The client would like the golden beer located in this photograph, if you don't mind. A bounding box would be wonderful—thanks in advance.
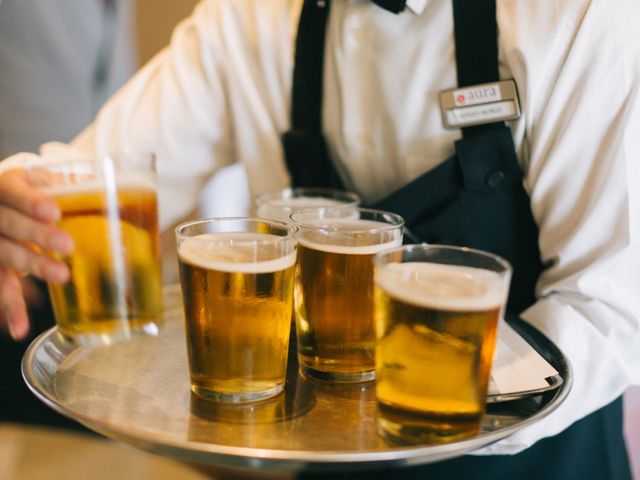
[178,233,296,402]
[294,218,403,382]
[374,261,505,443]
[256,188,361,358]
[48,185,163,342]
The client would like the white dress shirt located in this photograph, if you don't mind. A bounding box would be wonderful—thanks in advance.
[3,0,639,455]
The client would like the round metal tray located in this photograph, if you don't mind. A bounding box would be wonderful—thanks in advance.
[22,285,571,477]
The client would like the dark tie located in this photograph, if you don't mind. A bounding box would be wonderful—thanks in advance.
[371,0,406,13]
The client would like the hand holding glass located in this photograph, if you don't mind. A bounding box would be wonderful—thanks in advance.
[26,154,163,345]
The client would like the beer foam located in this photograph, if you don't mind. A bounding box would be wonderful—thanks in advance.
[376,262,505,312]
[299,236,402,255]
[42,174,156,197]
[298,219,402,255]
[269,197,347,208]
[258,198,350,222]
[258,197,348,222]
[178,233,296,273]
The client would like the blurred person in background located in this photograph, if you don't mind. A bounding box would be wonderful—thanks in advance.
[0,0,136,157]
[0,0,136,428]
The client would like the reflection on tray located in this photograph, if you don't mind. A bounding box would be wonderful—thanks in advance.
[189,372,316,425]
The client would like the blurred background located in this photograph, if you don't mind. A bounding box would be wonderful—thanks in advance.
[136,0,197,64]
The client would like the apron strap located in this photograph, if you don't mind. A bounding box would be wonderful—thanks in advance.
[453,0,499,89]
[283,0,509,186]
[452,0,505,137]
[281,0,342,188]
[290,0,330,134]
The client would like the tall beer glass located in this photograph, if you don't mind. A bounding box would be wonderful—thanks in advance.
[291,207,404,383]
[256,187,360,222]
[176,218,297,403]
[374,245,512,444]
[26,154,163,345]
[256,188,360,345]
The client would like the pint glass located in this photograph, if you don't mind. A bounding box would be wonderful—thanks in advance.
[176,218,297,403]
[26,154,163,345]
[255,188,361,348]
[291,207,404,383]
[374,245,512,444]
[255,187,360,222]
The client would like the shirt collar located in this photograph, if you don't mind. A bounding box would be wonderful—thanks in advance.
[406,0,429,15]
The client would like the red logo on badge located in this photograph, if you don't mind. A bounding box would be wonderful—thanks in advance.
[457,94,466,104]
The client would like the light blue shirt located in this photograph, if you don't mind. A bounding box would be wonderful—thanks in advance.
[0,0,136,157]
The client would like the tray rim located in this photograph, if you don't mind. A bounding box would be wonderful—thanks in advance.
[21,293,573,472]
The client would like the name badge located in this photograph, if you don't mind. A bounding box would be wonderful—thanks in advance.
[439,80,521,129]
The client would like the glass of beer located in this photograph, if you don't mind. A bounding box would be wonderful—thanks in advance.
[26,153,163,345]
[256,188,361,347]
[255,187,360,222]
[373,244,512,444]
[175,217,297,403]
[290,207,404,383]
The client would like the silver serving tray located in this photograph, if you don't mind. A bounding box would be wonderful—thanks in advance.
[22,285,571,477]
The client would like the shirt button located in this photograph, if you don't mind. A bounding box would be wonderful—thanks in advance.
[486,170,507,188]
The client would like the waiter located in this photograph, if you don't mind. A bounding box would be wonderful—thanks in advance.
[0,1,638,478]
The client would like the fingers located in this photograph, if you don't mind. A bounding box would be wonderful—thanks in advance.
[0,268,30,340]
[0,169,61,222]
[0,204,74,254]
[0,237,69,283]
[0,168,73,281]
[0,167,71,341]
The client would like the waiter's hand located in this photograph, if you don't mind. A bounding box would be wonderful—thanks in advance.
[0,168,73,340]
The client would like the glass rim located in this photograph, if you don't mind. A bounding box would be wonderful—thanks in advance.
[373,243,512,273]
[255,187,361,206]
[24,151,156,171]
[175,216,298,243]
[289,207,405,233]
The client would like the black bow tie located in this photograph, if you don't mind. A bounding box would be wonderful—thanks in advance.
[372,0,407,14]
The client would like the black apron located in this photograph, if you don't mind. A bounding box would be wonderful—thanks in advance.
[283,1,631,478]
